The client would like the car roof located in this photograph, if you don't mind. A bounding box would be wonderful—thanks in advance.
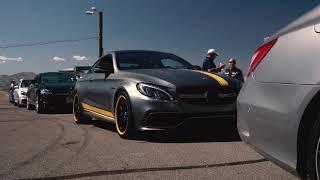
[111,50,174,55]
[269,5,320,41]
[38,72,74,76]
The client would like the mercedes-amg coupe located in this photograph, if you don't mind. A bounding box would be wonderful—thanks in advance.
[73,50,241,138]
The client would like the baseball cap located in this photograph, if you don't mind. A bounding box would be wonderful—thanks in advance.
[207,49,220,56]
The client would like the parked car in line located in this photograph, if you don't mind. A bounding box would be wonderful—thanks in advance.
[237,5,320,179]
[26,72,76,113]
[73,50,242,138]
[13,79,32,107]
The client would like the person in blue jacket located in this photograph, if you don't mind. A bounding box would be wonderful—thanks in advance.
[224,58,244,83]
[202,49,225,73]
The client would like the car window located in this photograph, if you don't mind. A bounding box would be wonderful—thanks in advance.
[40,73,75,84]
[161,58,187,69]
[21,80,32,88]
[97,55,113,69]
[116,51,192,70]
[89,59,101,73]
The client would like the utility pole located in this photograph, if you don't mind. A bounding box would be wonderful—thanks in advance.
[98,11,103,58]
[86,7,104,58]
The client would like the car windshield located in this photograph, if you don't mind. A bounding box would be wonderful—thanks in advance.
[21,80,32,88]
[116,51,193,70]
[40,73,75,84]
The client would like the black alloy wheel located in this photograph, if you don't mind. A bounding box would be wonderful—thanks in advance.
[73,93,91,124]
[307,112,320,180]
[36,95,45,114]
[27,97,34,110]
[115,92,135,138]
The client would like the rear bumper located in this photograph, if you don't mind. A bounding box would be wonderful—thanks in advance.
[237,77,320,175]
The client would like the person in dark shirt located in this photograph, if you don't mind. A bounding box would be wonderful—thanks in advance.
[202,49,225,73]
[224,58,244,82]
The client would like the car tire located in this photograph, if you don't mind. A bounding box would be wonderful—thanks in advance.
[114,92,135,139]
[36,95,46,114]
[27,97,35,110]
[73,93,91,124]
[307,112,320,180]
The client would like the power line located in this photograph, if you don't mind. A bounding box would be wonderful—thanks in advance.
[0,36,98,49]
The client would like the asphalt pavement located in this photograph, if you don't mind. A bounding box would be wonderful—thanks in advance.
[0,91,298,179]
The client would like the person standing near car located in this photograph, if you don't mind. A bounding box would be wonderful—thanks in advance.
[224,58,244,82]
[9,80,16,103]
[202,49,225,73]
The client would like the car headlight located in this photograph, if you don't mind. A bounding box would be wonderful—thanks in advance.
[40,89,52,95]
[137,83,173,101]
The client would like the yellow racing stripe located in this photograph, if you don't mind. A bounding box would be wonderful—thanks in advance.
[193,70,229,87]
[82,102,114,118]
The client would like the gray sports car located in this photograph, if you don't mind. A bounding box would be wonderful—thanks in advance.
[73,50,241,138]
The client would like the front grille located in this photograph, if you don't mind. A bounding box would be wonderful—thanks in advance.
[21,99,27,104]
[177,87,238,106]
[50,89,72,95]
[144,111,236,129]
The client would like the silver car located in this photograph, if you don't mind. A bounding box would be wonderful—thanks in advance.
[74,50,241,138]
[237,5,320,179]
[13,79,32,107]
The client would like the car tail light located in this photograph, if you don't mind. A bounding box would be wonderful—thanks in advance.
[247,39,277,77]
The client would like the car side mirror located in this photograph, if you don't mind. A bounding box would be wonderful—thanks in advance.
[94,67,114,74]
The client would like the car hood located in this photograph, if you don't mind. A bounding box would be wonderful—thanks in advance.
[18,87,29,93]
[120,69,240,91]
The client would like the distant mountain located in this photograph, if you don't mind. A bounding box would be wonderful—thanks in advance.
[0,72,37,91]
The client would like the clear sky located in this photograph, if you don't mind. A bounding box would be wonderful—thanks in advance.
[0,0,318,75]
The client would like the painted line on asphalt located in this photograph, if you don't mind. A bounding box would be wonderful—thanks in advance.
[19,158,268,180]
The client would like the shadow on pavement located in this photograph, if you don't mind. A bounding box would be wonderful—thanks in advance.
[42,107,73,114]
[90,118,241,143]
[21,158,267,180]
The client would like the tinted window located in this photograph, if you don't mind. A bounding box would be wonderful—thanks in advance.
[40,73,75,84]
[98,55,113,69]
[21,80,32,88]
[116,52,192,70]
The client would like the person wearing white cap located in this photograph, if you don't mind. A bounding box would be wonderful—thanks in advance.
[202,49,225,73]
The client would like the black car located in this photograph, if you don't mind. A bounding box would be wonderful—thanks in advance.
[26,72,76,113]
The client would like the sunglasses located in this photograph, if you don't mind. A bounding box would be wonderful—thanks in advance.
[229,61,235,64]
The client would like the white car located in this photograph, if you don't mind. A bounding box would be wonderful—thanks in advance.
[13,79,32,107]
[237,5,320,179]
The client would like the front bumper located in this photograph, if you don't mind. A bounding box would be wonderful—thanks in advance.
[129,90,237,131]
[19,95,27,105]
[39,93,73,108]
